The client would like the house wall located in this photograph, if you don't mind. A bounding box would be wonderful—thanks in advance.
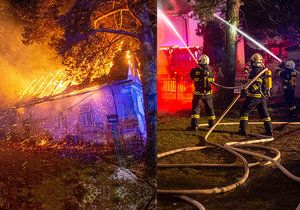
[111,81,146,143]
[15,80,146,145]
[158,13,203,48]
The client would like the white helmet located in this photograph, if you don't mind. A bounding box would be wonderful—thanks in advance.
[285,60,295,69]
[250,53,263,63]
[198,54,210,65]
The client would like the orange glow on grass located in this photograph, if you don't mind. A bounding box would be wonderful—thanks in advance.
[37,139,48,147]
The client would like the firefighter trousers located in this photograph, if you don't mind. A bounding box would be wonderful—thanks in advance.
[191,95,215,128]
[239,97,273,134]
[284,89,297,116]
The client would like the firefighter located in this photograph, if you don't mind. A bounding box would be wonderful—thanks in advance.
[189,54,216,130]
[277,60,297,118]
[238,53,273,136]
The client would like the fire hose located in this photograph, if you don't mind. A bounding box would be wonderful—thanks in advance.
[157,68,300,209]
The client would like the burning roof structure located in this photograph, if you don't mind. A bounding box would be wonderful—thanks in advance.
[14,61,146,146]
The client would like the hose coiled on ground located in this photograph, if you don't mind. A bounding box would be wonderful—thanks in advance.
[158,69,300,209]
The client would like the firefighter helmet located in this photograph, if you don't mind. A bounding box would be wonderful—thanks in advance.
[286,60,295,69]
[198,54,210,65]
[250,53,263,63]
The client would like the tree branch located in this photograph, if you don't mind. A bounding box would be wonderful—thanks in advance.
[257,0,278,25]
[90,28,140,39]
[93,8,129,27]
[126,3,143,26]
[93,2,142,28]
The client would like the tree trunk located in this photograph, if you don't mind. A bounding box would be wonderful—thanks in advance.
[138,6,157,178]
[219,0,241,105]
[202,21,225,65]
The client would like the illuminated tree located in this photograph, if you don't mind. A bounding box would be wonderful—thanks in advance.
[11,0,156,176]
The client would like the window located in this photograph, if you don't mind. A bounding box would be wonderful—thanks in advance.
[80,113,94,126]
[79,104,94,127]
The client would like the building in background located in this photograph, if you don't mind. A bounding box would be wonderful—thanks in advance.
[157,8,246,112]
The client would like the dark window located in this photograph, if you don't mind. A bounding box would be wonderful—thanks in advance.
[79,104,94,127]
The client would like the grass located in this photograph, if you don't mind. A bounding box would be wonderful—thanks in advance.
[0,141,154,209]
[157,106,300,210]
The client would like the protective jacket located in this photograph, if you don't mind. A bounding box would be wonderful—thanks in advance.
[277,66,297,117]
[278,67,297,90]
[190,65,214,97]
[239,65,273,135]
[245,66,272,98]
[190,65,215,129]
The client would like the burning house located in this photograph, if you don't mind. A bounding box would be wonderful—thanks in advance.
[13,64,146,146]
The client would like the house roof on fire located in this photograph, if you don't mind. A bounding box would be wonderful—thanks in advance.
[16,65,141,109]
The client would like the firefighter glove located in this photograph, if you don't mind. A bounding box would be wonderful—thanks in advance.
[241,89,249,97]
[278,61,285,68]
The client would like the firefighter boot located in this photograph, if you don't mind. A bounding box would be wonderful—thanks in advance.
[264,121,273,136]
[187,125,198,131]
[189,114,200,131]
[238,119,248,136]
[208,120,215,128]
[188,121,198,131]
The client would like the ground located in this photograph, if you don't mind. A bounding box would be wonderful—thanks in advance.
[0,140,154,209]
[157,104,300,210]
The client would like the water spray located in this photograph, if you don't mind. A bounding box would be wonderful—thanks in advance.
[158,9,300,209]
[213,14,282,63]
[214,14,300,74]
[157,8,198,63]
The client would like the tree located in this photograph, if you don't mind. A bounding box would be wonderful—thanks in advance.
[193,0,300,104]
[223,0,241,103]
[240,0,300,51]
[193,0,241,104]
[241,0,300,35]
[10,0,157,177]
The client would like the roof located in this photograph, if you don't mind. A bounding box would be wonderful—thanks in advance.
[16,64,141,108]
[15,78,141,109]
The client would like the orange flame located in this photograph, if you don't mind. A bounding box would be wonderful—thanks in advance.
[18,70,69,101]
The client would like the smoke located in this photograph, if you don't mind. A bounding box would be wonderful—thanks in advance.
[159,0,192,14]
[0,1,65,105]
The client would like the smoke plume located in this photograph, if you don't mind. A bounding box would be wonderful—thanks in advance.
[0,1,65,105]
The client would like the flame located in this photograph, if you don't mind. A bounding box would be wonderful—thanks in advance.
[37,138,48,147]
[18,44,137,102]
[18,70,69,101]
[126,50,131,65]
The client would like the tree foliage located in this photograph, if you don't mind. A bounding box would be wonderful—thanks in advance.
[192,0,225,25]
[192,0,300,45]
[10,0,154,84]
[240,0,300,41]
